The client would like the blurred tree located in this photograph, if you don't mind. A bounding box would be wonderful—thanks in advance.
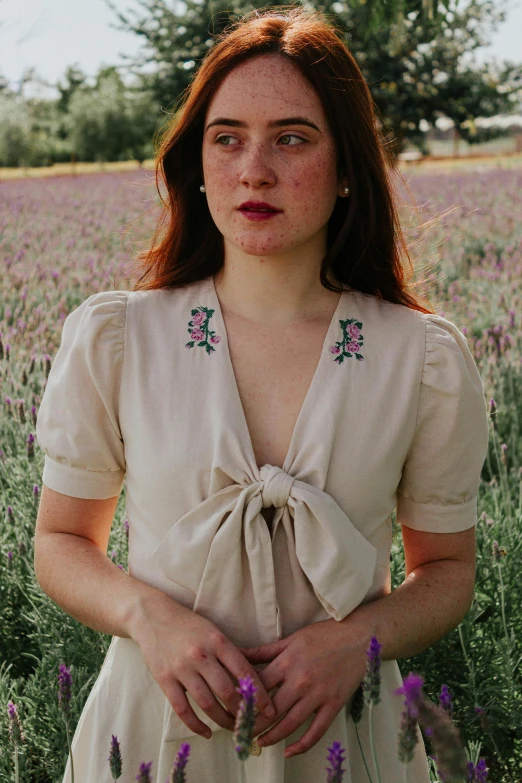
[0,94,32,166]
[67,69,160,163]
[106,0,520,160]
[353,0,521,159]
[105,0,453,110]
[57,65,89,113]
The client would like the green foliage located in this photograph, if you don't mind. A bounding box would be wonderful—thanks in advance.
[107,0,521,159]
[67,70,160,163]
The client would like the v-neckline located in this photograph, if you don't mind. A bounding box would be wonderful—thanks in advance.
[209,275,346,474]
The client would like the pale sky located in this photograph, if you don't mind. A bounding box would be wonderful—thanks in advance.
[1,0,521,95]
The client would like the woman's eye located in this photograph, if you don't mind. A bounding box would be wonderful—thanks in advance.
[279,134,306,145]
[214,134,306,146]
[215,135,239,145]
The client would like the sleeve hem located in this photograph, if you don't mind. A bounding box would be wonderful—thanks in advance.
[42,456,125,500]
[396,492,477,533]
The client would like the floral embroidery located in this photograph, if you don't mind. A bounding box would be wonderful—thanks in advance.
[329,318,364,363]
[185,306,222,353]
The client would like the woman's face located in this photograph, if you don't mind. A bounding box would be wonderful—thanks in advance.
[201,53,347,260]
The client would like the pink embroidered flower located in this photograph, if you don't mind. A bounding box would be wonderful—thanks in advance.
[331,317,365,363]
[192,311,207,326]
[185,306,221,353]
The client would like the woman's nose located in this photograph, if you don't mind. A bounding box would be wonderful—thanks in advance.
[239,145,276,189]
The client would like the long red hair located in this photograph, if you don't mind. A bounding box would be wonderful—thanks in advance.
[129,6,433,314]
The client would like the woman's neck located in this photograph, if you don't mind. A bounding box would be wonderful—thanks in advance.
[214,246,343,327]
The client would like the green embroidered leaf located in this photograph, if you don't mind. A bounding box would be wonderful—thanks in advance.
[346,352,353,357]
[198,341,206,347]
[338,354,344,363]
[191,309,198,316]
[355,321,363,328]
[355,353,363,360]
[206,345,212,354]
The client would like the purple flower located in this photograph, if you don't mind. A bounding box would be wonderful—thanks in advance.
[326,740,346,782]
[124,519,129,538]
[474,757,488,782]
[7,506,14,522]
[171,742,191,782]
[7,700,24,744]
[363,636,382,706]
[108,735,122,779]
[439,684,453,718]
[135,761,152,782]
[7,550,13,567]
[27,433,35,459]
[234,675,258,760]
[394,673,425,762]
[33,484,39,496]
[58,664,72,717]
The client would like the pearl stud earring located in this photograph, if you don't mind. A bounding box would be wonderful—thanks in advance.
[200,184,206,193]
[343,186,350,195]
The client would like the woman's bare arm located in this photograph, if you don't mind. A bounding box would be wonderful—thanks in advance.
[33,484,276,736]
[34,484,169,638]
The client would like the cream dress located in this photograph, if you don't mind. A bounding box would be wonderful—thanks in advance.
[35,275,489,783]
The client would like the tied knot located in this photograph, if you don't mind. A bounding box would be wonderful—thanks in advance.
[260,465,295,509]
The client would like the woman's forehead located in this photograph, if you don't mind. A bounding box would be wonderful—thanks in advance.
[204,54,324,124]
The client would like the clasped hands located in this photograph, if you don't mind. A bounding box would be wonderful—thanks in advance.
[237,617,371,758]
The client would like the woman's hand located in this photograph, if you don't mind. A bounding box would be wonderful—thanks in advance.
[131,592,276,738]
[238,618,371,758]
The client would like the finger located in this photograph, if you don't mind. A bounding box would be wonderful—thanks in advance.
[217,644,277,719]
[182,673,236,731]
[256,659,286,693]
[257,698,316,748]
[284,705,338,758]
[250,681,297,738]
[238,640,288,662]
[200,660,245,718]
[167,681,212,738]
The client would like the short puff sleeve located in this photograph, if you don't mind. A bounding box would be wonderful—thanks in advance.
[36,291,128,499]
[396,314,489,533]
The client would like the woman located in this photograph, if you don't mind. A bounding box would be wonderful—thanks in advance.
[34,8,489,782]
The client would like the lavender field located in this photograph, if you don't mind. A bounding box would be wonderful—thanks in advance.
[0,165,521,781]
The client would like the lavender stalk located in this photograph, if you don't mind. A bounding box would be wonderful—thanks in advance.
[108,734,122,779]
[363,636,383,783]
[233,675,258,761]
[170,742,191,782]
[136,760,152,782]
[58,664,75,783]
[7,700,24,783]
[326,740,347,782]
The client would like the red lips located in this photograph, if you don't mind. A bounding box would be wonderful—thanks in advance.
[238,201,282,212]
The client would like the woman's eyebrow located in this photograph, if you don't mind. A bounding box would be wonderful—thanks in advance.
[205,116,321,133]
